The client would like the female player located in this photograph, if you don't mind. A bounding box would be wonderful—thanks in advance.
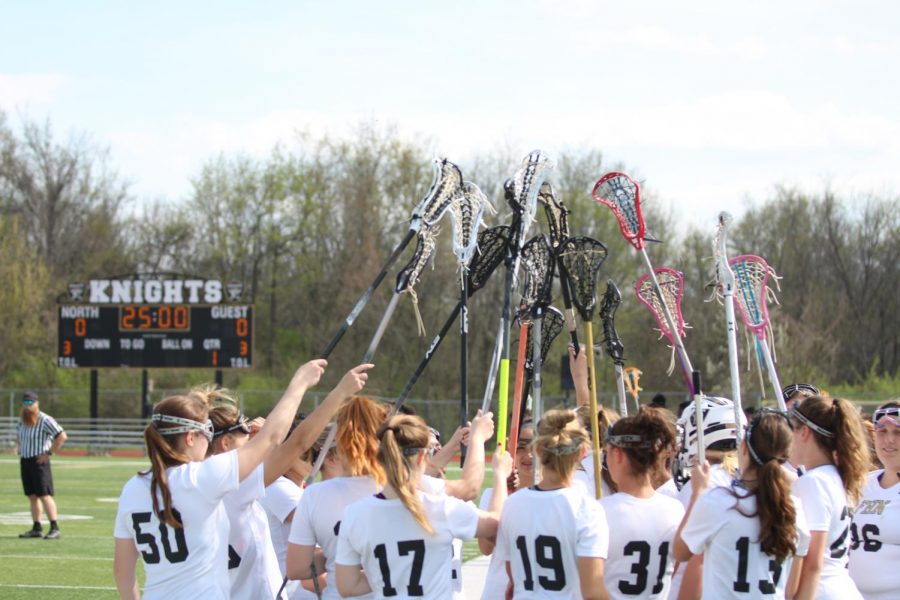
[477,419,535,600]
[112,359,326,600]
[334,413,511,599]
[496,408,610,599]
[285,395,388,599]
[789,395,868,600]
[675,409,811,599]
[849,401,900,600]
[570,344,617,498]
[601,407,685,599]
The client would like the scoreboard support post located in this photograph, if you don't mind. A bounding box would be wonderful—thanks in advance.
[141,370,151,418]
[90,369,98,421]
[215,370,223,387]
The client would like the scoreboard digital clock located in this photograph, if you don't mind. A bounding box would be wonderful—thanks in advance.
[58,305,253,369]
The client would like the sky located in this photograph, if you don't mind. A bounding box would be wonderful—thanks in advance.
[1,0,897,226]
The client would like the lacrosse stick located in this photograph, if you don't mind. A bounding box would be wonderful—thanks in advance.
[593,172,695,393]
[729,254,785,410]
[539,182,580,355]
[448,181,493,465]
[508,234,555,462]
[320,158,461,359]
[636,267,695,394]
[393,226,511,416]
[713,212,744,445]
[599,280,628,417]
[693,371,705,464]
[483,151,555,452]
[623,366,642,412]
[557,236,609,499]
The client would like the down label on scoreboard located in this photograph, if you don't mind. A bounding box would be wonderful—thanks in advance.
[58,305,253,368]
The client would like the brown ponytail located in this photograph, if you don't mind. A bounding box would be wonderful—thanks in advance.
[795,396,870,504]
[534,409,590,484]
[377,415,434,535]
[144,394,209,528]
[335,396,386,485]
[737,411,797,561]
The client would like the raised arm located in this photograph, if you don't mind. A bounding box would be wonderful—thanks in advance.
[263,364,372,485]
[570,345,590,408]
[443,411,494,501]
[236,359,326,481]
[476,450,512,550]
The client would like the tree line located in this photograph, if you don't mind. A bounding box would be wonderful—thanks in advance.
[1,112,897,417]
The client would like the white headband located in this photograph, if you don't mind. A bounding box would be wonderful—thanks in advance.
[151,414,214,442]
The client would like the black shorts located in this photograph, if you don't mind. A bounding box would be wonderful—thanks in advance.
[20,457,54,497]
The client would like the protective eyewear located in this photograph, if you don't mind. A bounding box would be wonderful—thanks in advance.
[873,406,900,429]
[21,399,36,406]
[402,447,435,458]
[213,414,251,438]
[152,414,215,442]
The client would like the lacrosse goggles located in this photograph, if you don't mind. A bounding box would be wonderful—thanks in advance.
[152,413,215,442]
[873,406,900,429]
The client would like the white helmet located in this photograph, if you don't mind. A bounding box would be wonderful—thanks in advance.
[674,395,746,489]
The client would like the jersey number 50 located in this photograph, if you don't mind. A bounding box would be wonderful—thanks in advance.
[131,511,189,564]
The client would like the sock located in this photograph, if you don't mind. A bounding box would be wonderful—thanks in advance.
[49,520,59,531]
[32,521,42,531]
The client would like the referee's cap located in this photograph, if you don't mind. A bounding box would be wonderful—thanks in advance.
[22,391,38,403]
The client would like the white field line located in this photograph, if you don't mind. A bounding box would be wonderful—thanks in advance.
[0,458,148,467]
[0,553,112,561]
[0,583,117,590]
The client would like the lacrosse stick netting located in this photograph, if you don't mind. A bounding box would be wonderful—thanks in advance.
[729,254,785,409]
[636,268,695,392]
[592,172,645,251]
[600,280,629,417]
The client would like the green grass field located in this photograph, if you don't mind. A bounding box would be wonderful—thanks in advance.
[0,456,489,599]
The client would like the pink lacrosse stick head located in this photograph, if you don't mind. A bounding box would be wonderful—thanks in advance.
[635,267,686,343]
[728,254,772,339]
[592,172,645,250]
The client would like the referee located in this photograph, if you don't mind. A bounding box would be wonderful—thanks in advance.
[17,391,67,540]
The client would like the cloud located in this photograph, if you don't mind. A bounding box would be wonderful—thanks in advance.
[0,73,68,111]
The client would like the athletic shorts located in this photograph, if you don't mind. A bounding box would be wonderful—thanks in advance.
[20,457,54,497]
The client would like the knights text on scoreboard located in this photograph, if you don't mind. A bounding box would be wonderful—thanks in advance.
[57,277,253,369]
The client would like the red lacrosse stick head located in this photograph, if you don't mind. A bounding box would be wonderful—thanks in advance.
[635,267,686,344]
[728,254,772,339]
[592,172,645,251]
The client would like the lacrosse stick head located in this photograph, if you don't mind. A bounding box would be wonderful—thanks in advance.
[599,279,625,365]
[415,158,463,226]
[449,181,492,267]
[512,150,555,236]
[636,267,687,344]
[525,306,565,378]
[592,172,645,250]
[623,367,643,397]
[557,236,609,322]
[395,228,438,294]
[538,181,569,248]
[729,254,774,338]
[466,225,511,297]
[713,211,736,292]
[519,235,555,317]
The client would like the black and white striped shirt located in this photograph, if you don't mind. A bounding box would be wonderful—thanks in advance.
[17,412,64,458]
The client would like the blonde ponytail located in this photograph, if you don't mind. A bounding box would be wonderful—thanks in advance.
[377,415,434,535]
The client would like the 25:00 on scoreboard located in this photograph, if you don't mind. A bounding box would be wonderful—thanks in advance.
[58,305,253,369]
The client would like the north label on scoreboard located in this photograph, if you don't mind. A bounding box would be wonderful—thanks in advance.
[58,304,253,369]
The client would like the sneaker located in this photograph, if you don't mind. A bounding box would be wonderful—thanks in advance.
[19,529,42,538]
[43,529,61,540]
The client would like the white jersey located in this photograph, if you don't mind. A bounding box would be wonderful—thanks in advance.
[656,478,679,500]
[573,452,612,499]
[260,476,315,600]
[419,474,465,599]
[289,476,379,600]
[681,486,811,599]
[791,464,862,600]
[496,486,609,599]
[113,451,239,600]
[600,492,685,600]
[478,487,510,600]
[849,471,900,600]
[223,464,285,600]
[336,491,480,600]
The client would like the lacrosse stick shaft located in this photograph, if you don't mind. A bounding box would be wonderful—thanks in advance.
[758,339,785,411]
[531,308,544,484]
[484,254,519,450]
[693,371,704,465]
[481,318,503,414]
[640,249,695,392]
[321,229,416,359]
[723,293,744,446]
[393,302,463,416]
[305,426,336,487]
[459,278,469,467]
[584,322,603,499]
[615,365,628,417]
[557,266,580,356]
[508,320,529,461]
[362,292,402,363]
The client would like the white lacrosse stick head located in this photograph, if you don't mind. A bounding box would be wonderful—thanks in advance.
[416,158,463,226]
[512,150,555,234]
[713,211,736,295]
[449,181,493,267]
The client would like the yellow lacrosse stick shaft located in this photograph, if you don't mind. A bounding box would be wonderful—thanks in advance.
[585,321,602,499]
[497,358,510,453]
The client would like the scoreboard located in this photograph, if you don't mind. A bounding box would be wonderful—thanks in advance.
[58,304,253,369]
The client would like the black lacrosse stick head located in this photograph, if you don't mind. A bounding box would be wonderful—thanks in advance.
[519,235,555,318]
[395,228,437,294]
[599,279,625,366]
[538,181,569,248]
[557,236,608,322]
[466,225,511,297]
[524,306,566,378]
